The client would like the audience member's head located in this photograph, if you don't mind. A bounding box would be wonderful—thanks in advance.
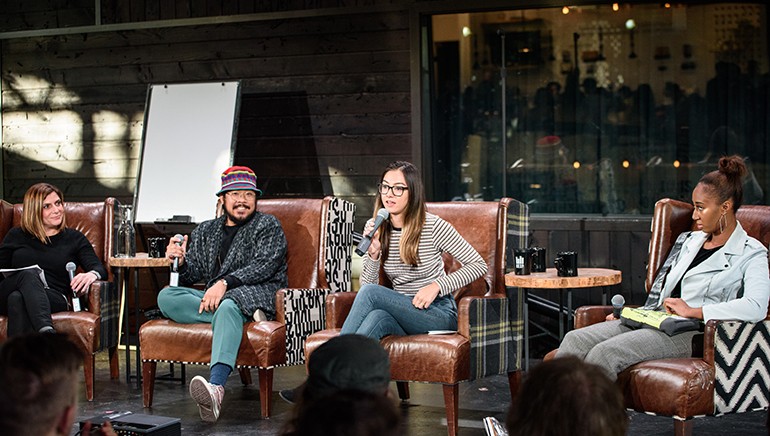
[289,389,400,436]
[282,334,394,435]
[0,333,83,436]
[506,356,628,436]
[304,333,391,403]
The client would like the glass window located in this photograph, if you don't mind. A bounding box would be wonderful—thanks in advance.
[427,3,768,214]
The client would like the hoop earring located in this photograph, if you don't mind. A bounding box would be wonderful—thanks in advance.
[719,213,726,234]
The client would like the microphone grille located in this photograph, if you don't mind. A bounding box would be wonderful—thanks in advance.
[65,261,76,271]
[611,294,625,306]
[377,208,389,219]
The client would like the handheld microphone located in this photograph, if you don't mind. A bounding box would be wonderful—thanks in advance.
[611,294,625,319]
[66,262,76,283]
[172,234,184,271]
[355,208,389,257]
[66,262,81,311]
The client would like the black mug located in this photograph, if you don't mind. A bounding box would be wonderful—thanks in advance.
[531,247,547,272]
[514,248,532,275]
[554,251,578,277]
[148,237,167,258]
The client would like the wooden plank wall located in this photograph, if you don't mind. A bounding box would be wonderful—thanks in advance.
[1,4,411,227]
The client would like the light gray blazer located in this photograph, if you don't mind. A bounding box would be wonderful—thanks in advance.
[650,221,769,322]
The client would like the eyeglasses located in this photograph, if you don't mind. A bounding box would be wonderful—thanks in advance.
[226,191,257,200]
[378,183,408,197]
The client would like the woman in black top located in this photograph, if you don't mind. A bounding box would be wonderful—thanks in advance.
[0,183,107,335]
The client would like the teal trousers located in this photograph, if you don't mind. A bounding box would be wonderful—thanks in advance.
[157,286,248,368]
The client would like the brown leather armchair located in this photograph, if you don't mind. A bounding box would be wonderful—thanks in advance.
[549,198,770,436]
[139,196,354,419]
[0,198,119,401]
[305,198,529,436]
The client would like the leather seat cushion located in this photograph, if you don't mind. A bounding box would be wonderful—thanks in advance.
[139,319,286,368]
[306,328,471,384]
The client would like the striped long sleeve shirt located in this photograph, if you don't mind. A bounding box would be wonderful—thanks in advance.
[360,213,486,297]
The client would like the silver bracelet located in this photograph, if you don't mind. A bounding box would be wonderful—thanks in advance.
[89,270,102,280]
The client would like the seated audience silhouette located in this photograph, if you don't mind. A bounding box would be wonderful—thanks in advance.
[506,356,628,436]
[0,333,115,436]
[281,334,398,435]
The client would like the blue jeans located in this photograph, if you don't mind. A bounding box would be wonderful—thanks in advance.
[340,284,458,339]
[157,286,248,369]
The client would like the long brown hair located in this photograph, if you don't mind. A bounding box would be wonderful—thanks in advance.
[21,183,66,243]
[374,161,426,266]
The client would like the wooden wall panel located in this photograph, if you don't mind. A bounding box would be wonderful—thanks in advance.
[2,10,411,223]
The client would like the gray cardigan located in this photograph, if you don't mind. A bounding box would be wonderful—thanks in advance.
[179,212,288,319]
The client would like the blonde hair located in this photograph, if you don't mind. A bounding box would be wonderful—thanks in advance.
[20,183,66,244]
[374,161,426,266]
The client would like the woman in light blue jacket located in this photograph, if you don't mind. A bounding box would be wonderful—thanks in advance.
[557,155,770,379]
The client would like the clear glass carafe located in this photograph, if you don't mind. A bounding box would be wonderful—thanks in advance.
[115,204,136,257]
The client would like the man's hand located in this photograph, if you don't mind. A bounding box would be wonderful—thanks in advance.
[199,280,227,314]
[80,420,118,436]
[412,283,440,310]
[166,235,188,267]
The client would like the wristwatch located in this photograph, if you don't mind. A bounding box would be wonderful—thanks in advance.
[220,278,228,289]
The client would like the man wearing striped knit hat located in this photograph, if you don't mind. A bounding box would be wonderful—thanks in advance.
[158,165,288,423]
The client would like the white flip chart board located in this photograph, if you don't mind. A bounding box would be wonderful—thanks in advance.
[133,81,240,224]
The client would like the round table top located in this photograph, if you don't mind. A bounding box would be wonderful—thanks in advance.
[109,253,172,268]
[505,267,621,289]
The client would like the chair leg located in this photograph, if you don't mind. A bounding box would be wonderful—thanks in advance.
[673,419,693,436]
[142,361,157,408]
[396,381,410,400]
[108,345,120,380]
[507,369,522,401]
[442,384,459,436]
[239,367,253,385]
[84,354,95,401]
[258,367,274,419]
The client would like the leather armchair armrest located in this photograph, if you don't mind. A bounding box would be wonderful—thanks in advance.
[458,294,507,339]
[86,280,106,316]
[325,292,357,328]
[703,319,720,365]
[574,305,613,329]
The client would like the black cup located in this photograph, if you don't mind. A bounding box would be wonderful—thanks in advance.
[554,251,578,277]
[514,248,532,275]
[531,247,547,272]
[148,237,167,258]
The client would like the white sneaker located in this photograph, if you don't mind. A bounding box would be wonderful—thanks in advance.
[253,309,267,322]
[189,375,224,422]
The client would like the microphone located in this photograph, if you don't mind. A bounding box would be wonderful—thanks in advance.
[355,208,389,257]
[66,262,76,283]
[66,262,81,312]
[172,234,184,271]
[611,294,625,319]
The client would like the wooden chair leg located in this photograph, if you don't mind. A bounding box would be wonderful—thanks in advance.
[258,367,274,419]
[507,369,522,401]
[108,345,120,379]
[442,384,459,436]
[84,354,95,401]
[239,367,253,385]
[673,419,693,436]
[142,361,157,407]
[396,381,410,400]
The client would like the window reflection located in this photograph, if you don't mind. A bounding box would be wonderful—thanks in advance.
[429,3,767,214]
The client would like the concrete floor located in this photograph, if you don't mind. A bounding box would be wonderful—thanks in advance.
[71,350,769,436]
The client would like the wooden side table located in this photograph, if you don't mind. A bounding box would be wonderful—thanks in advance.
[109,254,171,386]
[505,267,622,370]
